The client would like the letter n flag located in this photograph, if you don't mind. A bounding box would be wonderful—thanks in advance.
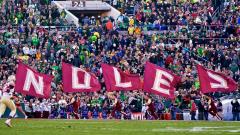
[196,64,237,93]
[15,62,53,98]
[143,62,181,99]
[62,62,101,92]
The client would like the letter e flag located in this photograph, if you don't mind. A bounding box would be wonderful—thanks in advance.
[143,62,181,99]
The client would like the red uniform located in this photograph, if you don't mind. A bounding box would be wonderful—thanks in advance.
[148,102,155,113]
[147,101,158,120]
[111,98,122,118]
[72,96,80,119]
[15,100,21,107]
[73,97,80,113]
[209,100,217,116]
[13,95,21,107]
[115,100,122,112]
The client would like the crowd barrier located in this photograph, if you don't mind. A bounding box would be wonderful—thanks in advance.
[2,100,238,120]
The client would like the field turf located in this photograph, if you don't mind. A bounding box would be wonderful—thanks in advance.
[0,119,240,135]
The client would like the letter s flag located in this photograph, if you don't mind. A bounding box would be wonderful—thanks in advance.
[196,64,237,93]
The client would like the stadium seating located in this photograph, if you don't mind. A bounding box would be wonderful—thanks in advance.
[0,0,239,121]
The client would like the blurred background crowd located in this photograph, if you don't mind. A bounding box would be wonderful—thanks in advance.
[0,0,239,120]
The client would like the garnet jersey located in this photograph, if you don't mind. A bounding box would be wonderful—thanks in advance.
[113,98,122,111]
[72,96,81,112]
[111,97,122,119]
[208,99,217,114]
[210,100,217,110]
[13,96,21,106]
[145,98,158,119]
[147,99,156,112]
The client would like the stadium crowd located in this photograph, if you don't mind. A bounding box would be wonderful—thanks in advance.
[0,0,239,120]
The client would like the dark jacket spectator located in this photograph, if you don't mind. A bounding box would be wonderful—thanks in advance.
[231,99,240,121]
[231,99,240,113]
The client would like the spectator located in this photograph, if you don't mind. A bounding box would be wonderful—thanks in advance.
[190,100,197,120]
[217,99,223,119]
[41,99,51,118]
[231,98,240,121]
[81,104,89,119]
[33,100,42,118]
[24,101,33,118]
[82,0,86,7]
[23,45,30,55]
[92,106,99,119]
[170,103,177,120]
[198,99,205,120]
[203,99,209,120]
[58,96,67,119]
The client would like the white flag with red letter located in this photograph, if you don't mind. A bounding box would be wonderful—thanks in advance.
[15,62,53,98]
[143,62,181,99]
[196,64,237,93]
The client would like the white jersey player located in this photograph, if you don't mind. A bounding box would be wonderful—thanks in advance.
[0,78,17,127]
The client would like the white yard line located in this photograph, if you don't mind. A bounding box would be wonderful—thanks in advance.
[100,126,240,133]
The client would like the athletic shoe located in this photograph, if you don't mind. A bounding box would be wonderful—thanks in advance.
[5,120,12,128]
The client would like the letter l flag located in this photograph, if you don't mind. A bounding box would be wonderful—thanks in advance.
[101,63,142,91]
[143,62,181,99]
[15,62,53,98]
[196,64,237,93]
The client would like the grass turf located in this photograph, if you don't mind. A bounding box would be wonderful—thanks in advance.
[0,119,240,135]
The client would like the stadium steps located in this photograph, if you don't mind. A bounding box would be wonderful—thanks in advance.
[52,1,120,27]
[212,0,225,21]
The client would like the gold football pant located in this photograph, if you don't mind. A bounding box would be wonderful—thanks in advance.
[0,97,16,118]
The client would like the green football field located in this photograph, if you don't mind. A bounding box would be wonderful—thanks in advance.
[0,119,240,135]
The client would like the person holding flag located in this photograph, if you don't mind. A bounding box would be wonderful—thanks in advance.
[203,95,223,120]
[107,92,126,119]
[67,93,81,119]
[143,93,158,120]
